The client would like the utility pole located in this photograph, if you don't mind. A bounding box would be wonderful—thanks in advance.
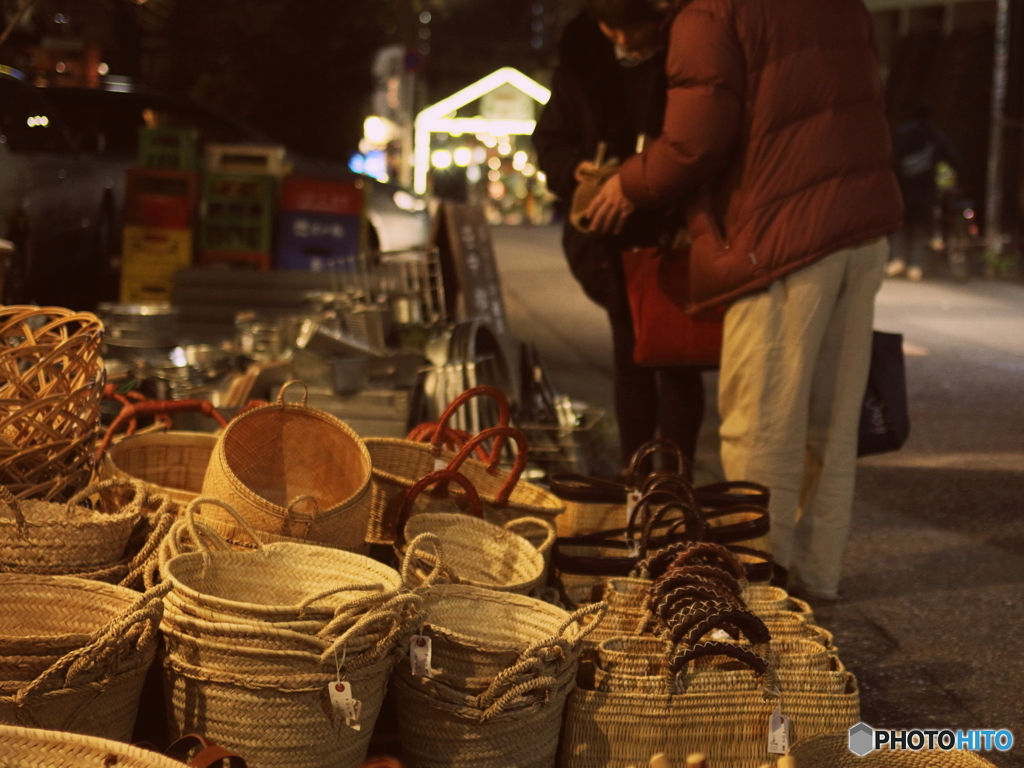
[984,0,1011,256]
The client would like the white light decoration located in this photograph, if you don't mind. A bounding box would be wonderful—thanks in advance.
[497,142,513,156]
[413,67,551,194]
[522,163,536,177]
[453,147,472,167]
[487,156,502,170]
[431,149,453,169]
[363,116,392,146]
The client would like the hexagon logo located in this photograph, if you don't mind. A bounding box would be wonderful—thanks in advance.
[849,722,875,757]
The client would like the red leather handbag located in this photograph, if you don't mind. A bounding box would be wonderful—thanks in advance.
[622,245,724,366]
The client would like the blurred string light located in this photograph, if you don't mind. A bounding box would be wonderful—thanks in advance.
[531,2,545,50]
[488,169,501,182]
[522,163,536,177]
[467,164,482,183]
[431,149,453,169]
[512,150,528,170]
[487,156,501,170]
[453,147,472,167]
[97,62,109,75]
[497,141,512,156]
[472,147,487,164]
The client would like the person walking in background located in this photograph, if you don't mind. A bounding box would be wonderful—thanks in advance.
[533,2,706,475]
[887,103,963,281]
[585,0,904,600]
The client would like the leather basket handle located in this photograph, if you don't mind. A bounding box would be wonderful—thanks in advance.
[443,426,529,506]
[95,399,227,462]
[428,385,511,464]
[396,469,484,547]
[165,735,248,768]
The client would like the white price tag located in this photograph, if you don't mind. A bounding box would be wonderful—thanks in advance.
[767,704,791,755]
[328,680,362,731]
[433,457,447,471]
[410,635,433,677]
[710,629,733,642]
[625,490,642,529]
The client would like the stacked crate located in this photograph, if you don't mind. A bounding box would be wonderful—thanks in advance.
[120,162,199,304]
[198,145,287,270]
[275,176,365,272]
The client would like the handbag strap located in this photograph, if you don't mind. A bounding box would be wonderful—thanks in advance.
[694,480,770,510]
[395,469,484,547]
[627,439,687,488]
[442,426,529,506]
[548,472,627,504]
[429,385,511,465]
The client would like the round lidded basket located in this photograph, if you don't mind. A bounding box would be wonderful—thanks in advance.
[201,381,372,549]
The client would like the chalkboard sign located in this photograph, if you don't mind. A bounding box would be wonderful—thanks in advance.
[431,203,509,336]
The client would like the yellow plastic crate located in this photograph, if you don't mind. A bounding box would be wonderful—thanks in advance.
[119,257,189,304]
[121,225,193,271]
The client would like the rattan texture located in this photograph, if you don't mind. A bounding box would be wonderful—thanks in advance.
[98,430,216,513]
[0,724,185,768]
[0,307,105,501]
[0,478,148,571]
[788,732,1000,768]
[201,382,372,550]
[0,576,168,741]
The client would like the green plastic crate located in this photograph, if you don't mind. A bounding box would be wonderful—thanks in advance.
[199,172,276,253]
[138,127,200,171]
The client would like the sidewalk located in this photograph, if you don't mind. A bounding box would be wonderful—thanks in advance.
[494,224,1024,765]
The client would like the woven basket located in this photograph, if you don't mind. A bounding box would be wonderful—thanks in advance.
[788,732,1001,768]
[0,724,185,768]
[561,639,860,768]
[394,469,553,595]
[366,425,564,546]
[98,430,217,513]
[0,307,105,501]
[201,381,372,549]
[0,478,148,571]
[0,578,169,741]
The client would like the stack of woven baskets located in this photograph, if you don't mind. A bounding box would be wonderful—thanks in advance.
[0,575,169,741]
[0,307,105,501]
[157,499,428,768]
[392,581,606,768]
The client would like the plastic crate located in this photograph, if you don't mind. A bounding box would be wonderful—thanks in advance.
[280,176,364,215]
[138,127,199,171]
[124,168,199,228]
[274,211,363,271]
[200,172,276,253]
[198,250,272,271]
[205,143,288,175]
[121,225,193,271]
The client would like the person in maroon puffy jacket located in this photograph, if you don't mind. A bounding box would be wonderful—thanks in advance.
[586,0,904,600]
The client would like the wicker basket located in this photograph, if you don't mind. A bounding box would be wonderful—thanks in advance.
[0,578,169,740]
[0,306,105,501]
[201,381,372,550]
[98,430,217,513]
[788,732,1000,768]
[394,469,553,595]
[0,478,148,571]
[0,724,185,768]
[366,425,564,546]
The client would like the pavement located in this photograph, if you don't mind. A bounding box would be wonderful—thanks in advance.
[493,224,1024,765]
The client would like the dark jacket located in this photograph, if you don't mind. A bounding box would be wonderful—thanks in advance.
[533,12,669,310]
[618,0,904,313]
[893,117,961,222]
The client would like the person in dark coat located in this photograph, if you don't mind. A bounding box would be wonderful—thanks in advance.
[533,7,706,474]
[888,103,963,280]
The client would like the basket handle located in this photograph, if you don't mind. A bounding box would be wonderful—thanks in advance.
[395,469,484,547]
[319,598,421,671]
[281,494,319,539]
[165,735,249,768]
[429,385,511,464]
[184,496,266,553]
[277,379,309,407]
[0,485,27,530]
[297,582,386,618]
[94,399,228,463]
[400,532,448,589]
[627,439,687,489]
[504,517,556,555]
[640,471,698,509]
[626,490,706,559]
[443,426,529,507]
[407,423,490,461]
[63,477,148,520]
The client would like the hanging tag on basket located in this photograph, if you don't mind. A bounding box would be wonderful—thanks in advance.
[625,489,642,529]
[410,635,433,677]
[767,704,791,755]
[329,681,363,731]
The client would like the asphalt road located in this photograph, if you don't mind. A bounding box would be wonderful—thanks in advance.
[493,224,1024,764]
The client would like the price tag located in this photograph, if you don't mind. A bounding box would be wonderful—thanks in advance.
[328,680,362,731]
[433,457,446,471]
[710,629,733,642]
[410,635,433,677]
[625,490,642,529]
[767,704,791,755]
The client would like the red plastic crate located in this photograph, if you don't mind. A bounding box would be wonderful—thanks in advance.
[125,168,200,228]
[281,176,363,215]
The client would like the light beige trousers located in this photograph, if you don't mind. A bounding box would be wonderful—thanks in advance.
[718,238,889,598]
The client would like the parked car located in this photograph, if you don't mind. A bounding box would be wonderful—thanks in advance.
[0,67,429,309]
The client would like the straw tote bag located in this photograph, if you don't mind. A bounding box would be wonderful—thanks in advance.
[0,725,187,768]
[201,381,372,550]
[394,469,554,595]
[561,637,859,768]
[363,385,513,544]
